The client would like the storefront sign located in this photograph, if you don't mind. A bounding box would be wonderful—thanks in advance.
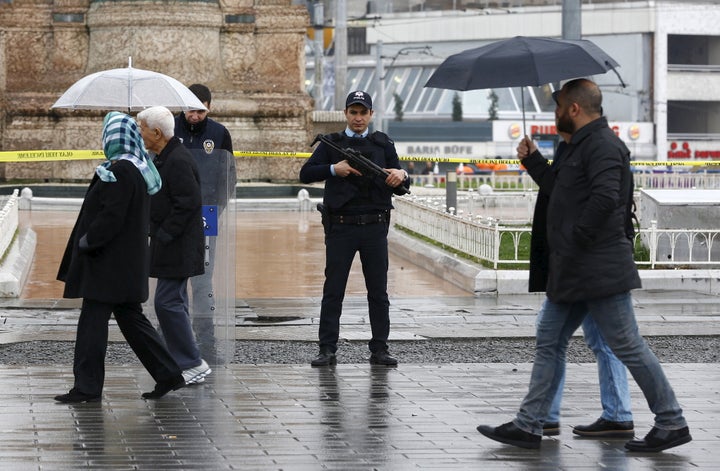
[668,141,720,160]
[492,120,653,144]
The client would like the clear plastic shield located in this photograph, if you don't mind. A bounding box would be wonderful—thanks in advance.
[189,148,236,366]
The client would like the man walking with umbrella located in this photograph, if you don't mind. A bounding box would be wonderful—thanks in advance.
[476,79,691,452]
[523,129,635,440]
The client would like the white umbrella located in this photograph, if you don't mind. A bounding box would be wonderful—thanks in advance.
[52,58,207,112]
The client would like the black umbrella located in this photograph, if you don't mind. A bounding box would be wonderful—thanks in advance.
[425,36,625,130]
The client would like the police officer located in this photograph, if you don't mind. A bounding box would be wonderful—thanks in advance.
[300,90,410,367]
[175,84,237,364]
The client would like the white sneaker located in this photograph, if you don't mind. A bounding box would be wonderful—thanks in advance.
[182,359,211,385]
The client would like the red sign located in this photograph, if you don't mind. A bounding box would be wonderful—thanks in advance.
[668,141,720,160]
[528,124,623,138]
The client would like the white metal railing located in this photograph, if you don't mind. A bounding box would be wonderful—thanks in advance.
[412,172,538,191]
[0,189,20,261]
[408,190,536,223]
[640,222,720,268]
[392,195,720,269]
[411,169,720,192]
[632,170,720,190]
[393,196,529,269]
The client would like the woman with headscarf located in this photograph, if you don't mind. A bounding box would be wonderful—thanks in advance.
[55,111,185,403]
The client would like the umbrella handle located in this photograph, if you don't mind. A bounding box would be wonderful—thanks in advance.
[521,87,526,137]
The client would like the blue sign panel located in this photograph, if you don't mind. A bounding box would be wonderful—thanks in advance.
[202,205,219,236]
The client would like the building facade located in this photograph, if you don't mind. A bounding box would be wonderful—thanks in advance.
[303,0,720,162]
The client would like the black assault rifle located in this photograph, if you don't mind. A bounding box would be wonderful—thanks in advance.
[310,133,410,196]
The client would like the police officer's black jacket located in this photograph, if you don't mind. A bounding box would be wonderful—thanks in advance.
[299,131,408,214]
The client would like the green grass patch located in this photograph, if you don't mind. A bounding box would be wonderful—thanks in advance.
[0,229,19,266]
[396,224,530,269]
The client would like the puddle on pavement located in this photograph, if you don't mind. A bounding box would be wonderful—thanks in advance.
[19,210,469,299]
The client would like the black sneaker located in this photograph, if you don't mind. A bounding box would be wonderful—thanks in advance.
[369,350,398,366]
[543,422,560,436]
[625,426,692,452]
[54,388,101,404]
[573,418,634,438]
[477,421,541,450]
[311,351,336,367]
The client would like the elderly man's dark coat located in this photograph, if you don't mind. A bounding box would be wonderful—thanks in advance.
[57,160,150,303]
[522,117,641,303]
[148,136,205,279]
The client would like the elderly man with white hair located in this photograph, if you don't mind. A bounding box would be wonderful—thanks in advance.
[137,106,211,385]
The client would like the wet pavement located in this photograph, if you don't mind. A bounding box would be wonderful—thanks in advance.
[1,208,719,469]
[19,210,468,300]
[2,363,717,470]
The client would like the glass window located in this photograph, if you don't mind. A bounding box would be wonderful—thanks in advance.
[495,88,517,112]
[308,63,556,117]
[432,89,453,115]
[407,68,434,111]
[348,68,374,94]
[461,89,491,117]
[516,86,535,112]
[668,101,712,133]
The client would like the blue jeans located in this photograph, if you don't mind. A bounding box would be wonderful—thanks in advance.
[539,301,633,424]
[515,292,686,435]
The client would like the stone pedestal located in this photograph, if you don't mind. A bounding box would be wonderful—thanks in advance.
[639,189,720,262]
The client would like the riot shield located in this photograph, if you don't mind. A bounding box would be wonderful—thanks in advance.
[189,148,236,366]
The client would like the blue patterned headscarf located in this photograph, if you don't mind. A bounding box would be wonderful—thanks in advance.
[98,111,162,195]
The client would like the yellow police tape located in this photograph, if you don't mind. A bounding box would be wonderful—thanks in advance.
[2,149,720,167]
[0,150,105,162]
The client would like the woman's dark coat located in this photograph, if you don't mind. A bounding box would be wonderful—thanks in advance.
[148,136,205,279]
[57,160,150,303]
[522,117,641,303]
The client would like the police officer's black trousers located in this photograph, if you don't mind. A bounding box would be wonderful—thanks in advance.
[318,222,391,354]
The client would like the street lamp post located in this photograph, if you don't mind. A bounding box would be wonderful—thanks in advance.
[312,2,324,110]
[375,40,385,133]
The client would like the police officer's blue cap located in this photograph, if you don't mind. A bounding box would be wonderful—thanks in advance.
[345,91,372,110]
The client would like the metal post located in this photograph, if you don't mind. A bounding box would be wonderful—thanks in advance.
[312,2,324,110]
[446,171,457,214]
[334,0,347,110]
[375,40,385,133]
[562,0,581,40]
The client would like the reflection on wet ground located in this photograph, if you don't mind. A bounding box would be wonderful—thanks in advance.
[19,210,468,300]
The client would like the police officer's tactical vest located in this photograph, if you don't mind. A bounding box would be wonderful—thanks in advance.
[323,131,395,213]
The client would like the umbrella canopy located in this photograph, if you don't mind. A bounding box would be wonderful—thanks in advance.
[52,65,207,112]
[425,36,624,91]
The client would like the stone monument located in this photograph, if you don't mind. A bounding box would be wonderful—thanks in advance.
[0,0,313,182]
